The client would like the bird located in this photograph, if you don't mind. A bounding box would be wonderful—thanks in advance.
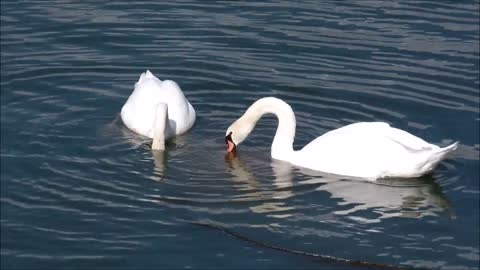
[121,70,195,150]
[225,97,457,180]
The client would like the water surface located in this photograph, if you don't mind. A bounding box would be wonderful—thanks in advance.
[1,1,479,269]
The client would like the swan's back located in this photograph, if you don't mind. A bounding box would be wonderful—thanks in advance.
[121,70,195,138]
[295,122,457,179]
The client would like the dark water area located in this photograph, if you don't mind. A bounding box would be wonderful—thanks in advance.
[1,1,479,269]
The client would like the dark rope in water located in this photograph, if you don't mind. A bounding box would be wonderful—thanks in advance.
[190,221,430,270]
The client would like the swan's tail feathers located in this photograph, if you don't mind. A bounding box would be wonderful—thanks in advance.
[420,141,459,173]
[137,70,156,85]
[145,70,155,78]
[437,141,459,155]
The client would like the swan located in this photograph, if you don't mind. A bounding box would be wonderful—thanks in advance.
[121,70,195,150]
[225,97,458,180]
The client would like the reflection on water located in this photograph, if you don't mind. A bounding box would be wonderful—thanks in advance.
[225,150,261,191]
[100,115,175,178]
[2,0,478,269]
[152,150,167,178]
[317,177,452,222]
[226,152,296,217]
[226,152,452,222]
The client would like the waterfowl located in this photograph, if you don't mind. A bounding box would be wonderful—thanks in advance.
[225,97,457,180]
[121,70,195,150]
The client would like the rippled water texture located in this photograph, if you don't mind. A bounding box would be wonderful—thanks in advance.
[1,1,479,269]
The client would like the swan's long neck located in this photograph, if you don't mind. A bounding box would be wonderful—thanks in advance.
[152,103,168,151]
[242,97,296,160]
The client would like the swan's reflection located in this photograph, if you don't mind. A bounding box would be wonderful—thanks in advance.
[226,152,452,221]
[225,150,260,191]
[120,121,171,180]
[151,150,167,176]
[225,151,295,217]
[100,115,172,179]
[315,176,453,221]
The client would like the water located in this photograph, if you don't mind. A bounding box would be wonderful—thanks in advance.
[1,1,479,269]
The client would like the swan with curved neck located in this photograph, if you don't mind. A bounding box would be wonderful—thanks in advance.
[121,70,196,150]
[225,97,458,180]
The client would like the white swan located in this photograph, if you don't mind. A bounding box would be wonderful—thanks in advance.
[121,70,196,150]
[225,97,458,180]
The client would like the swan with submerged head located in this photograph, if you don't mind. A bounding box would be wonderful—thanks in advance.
[225,97,458,180]
[121,70,196,150]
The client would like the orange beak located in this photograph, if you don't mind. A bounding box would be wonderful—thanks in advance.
[227,140,235,152]
[225,132,236,152]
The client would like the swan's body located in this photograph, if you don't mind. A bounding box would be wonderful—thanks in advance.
[225,97,458,180]
[121,70,196,150]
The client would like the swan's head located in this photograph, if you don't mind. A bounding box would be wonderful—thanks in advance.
[225,118,255,152]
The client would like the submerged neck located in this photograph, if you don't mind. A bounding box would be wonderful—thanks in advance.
[243,97,296,160]
[152,103,168,151]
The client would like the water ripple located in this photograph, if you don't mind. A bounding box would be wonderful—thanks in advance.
[1,0,478,269]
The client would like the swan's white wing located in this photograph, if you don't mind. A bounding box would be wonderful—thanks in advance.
[315,122,435,151]
[121,72,195,138]
[320,122,390,137]
[294,122,439,178]
[160,80,196,135]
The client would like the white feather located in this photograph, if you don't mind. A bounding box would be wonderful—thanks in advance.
[226,97,457,180]
[121,70,196,140]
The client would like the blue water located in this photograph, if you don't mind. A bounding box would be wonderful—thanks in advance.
[1,1,479,269]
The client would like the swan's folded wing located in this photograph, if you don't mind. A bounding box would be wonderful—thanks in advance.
[320,122,390,138]
[301,122,436,154]
[385,127,436,152]
[320,122,434,152]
